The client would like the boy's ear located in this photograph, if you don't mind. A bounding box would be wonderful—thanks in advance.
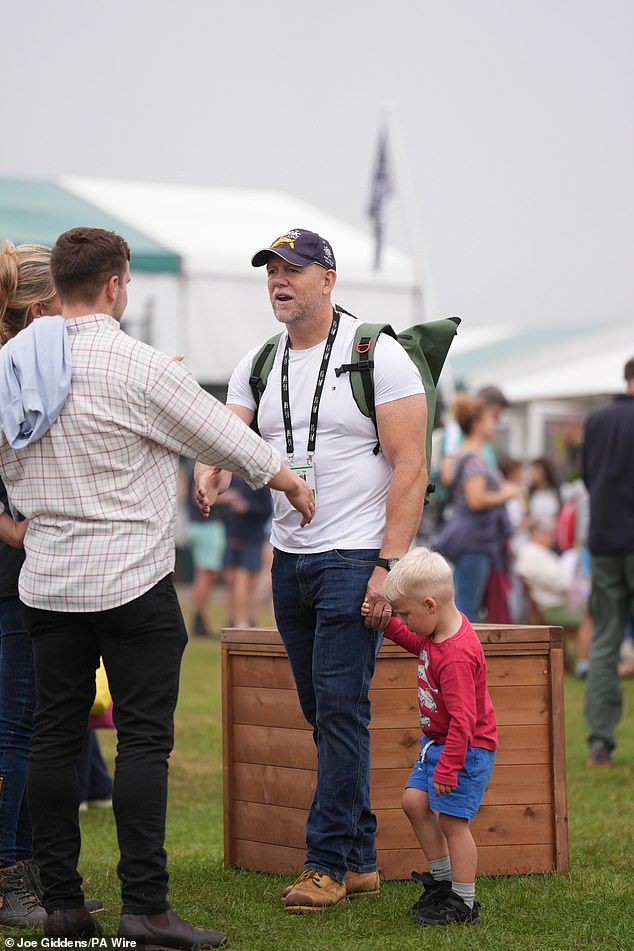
[423,596,437,613]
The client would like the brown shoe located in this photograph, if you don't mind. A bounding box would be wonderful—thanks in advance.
[344,870,380,898]
[284,870,346,913]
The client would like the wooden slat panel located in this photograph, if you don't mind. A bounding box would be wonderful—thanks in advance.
[481,763,551,805]
[495,723,551,765]
[378,842,557,878]
[229,654,296,690]
[233,801,307,850]
[375,803,553,850]
[232,763,315,810]
[370,652,550,690]
[230,840,557,879]
[369,688,419,727]
[231,801,553,855]
[487,684,550,724]
[223,624,562,651]
[223,623,567,878]
[485,654,550,687]
[229,761,552,813]
[229,681,550,731]
[232,724,315,769]
[230,723,551,770]
[231,686,306,729]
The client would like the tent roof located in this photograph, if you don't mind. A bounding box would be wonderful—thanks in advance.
[449,321,631,401]
[0,178,181,273]
[62,176,415,282]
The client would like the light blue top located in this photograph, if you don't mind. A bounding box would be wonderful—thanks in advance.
[0,315,71,448]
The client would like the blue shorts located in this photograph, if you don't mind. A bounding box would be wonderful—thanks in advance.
[406,739,496,820]
[224,540,263,573]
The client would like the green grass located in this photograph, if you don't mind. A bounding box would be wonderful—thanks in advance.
[4,611,634,950]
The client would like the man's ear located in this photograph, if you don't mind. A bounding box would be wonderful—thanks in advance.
[323,269,337,295]
[105,273,120,303]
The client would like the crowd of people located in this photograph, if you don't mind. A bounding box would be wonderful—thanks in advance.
[179,462,273,638]
[431,377,634,702]
[0,221,632,946]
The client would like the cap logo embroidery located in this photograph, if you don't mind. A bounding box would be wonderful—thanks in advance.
[272,237,296,250]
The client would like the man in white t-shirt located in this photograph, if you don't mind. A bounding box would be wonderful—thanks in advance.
[196,228,427,912]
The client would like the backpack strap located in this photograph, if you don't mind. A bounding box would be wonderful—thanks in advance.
[335,320,397,455]
[248,332,283,433]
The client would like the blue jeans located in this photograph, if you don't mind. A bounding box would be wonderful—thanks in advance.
[22,575,187,914]
[0,596,35,865]
[453,551,491,621]
[271,548,381,883]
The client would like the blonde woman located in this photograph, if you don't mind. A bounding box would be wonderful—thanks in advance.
[0,241,59,926]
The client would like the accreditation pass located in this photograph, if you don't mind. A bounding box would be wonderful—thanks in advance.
[291,462,317,500]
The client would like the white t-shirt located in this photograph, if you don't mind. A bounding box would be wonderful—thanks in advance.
[228,313,425,553]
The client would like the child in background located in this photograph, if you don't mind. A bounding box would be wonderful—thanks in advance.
[364,548,497,926]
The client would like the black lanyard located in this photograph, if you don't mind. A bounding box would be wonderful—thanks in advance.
[281,309,340,461]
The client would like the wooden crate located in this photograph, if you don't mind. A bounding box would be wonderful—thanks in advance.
[221,624,568,879]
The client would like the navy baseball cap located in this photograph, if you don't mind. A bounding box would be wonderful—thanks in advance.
[251,229,337,270]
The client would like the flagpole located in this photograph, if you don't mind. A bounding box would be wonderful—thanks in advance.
[381,103,456,402]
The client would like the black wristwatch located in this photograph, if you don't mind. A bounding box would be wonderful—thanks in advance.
[375,557,400,571]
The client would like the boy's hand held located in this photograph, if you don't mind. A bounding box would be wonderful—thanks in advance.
[434,781,455,796]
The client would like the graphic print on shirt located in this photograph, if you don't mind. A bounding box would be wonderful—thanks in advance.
[417,647,439,729]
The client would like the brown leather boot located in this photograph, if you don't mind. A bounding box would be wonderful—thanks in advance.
[344,870,381,898]
[284,870,346,913]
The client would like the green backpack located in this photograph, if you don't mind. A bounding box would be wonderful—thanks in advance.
[248,305,460,500]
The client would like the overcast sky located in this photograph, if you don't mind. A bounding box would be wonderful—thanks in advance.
[3,1,632,330]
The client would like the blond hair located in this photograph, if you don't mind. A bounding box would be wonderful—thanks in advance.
[0,241,56,343]
[384,547,454,605]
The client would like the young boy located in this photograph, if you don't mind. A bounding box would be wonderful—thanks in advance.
[365,547,497,926]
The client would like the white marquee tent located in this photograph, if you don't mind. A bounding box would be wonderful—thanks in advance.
[62,177,422,384]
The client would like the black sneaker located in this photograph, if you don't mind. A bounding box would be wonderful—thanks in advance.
[0,863,47,927]
[415,890,480,926]
[409,871,452,916]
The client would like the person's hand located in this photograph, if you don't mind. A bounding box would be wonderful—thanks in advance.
[501,480,521,501]
[283,477,315,527]
[362,597,393,631]
[434,781,455,796]
[194,466,224,517]
[362,569,393,630]
[171,354,185,362]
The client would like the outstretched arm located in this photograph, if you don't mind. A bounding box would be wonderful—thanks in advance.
[194,403,315,527]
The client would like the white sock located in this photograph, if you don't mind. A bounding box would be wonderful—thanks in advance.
[452,880,476,908]
[429,856,452,882]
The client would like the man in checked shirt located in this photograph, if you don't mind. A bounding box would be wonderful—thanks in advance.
[0,227,314,948]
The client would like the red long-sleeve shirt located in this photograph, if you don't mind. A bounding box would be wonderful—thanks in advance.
[384,613,498,786]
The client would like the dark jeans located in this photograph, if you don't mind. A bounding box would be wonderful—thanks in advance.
[271,548,381,883]
[23,575,187,914]
[0,596,35,864]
